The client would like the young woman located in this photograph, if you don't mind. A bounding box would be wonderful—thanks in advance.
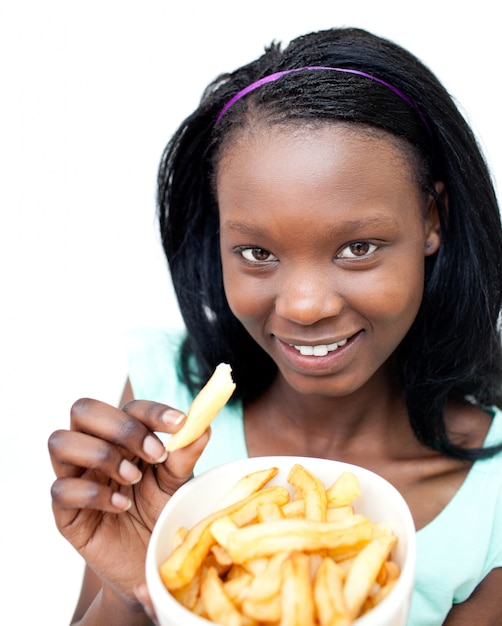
[49,27,502,625]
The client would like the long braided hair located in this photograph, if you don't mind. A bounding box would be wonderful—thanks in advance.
[158,27,502,460]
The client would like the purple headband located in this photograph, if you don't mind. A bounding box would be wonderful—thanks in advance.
[216,66,431,135]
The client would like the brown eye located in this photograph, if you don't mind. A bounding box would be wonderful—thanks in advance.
[338,241,378,259]
[240,247,278,262]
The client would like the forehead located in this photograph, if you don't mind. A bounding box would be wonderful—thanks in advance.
[216,122,421,206]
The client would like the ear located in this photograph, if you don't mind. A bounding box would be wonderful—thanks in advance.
[424,181,445,256]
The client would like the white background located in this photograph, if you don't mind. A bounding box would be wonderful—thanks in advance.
[1,1,500,623]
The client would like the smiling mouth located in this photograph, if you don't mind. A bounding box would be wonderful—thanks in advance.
[289,338,349,357]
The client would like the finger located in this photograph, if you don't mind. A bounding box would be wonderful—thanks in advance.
[121,399,186,434]
[48,429,143,485]
[70,398,171,464]
[134,582,160,625]
[51,477,133,515]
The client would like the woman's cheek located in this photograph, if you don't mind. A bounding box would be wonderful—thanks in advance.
[223,271,274,327]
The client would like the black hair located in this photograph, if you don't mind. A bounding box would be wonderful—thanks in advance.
[157,27,502,460]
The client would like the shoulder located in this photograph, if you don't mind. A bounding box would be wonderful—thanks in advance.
[410,406,502,624]
[447,405,502,523]
[444,400,501,450]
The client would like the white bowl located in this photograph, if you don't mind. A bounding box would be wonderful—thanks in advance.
[146,456,416,626]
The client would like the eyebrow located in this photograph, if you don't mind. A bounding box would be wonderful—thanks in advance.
[221,221,267,236]
[221,215,399,237]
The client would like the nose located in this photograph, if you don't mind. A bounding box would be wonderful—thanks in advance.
[274,265,344,325]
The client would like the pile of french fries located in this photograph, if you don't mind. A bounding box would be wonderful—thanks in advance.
[159,463,401,626]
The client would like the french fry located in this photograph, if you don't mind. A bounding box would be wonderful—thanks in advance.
[326,472,361,507]
[314,557,351,626]
[160,520,216,590]
[216,467,279,510]
[282,498,305,518]
[210,516,240,549]
[200,566,254,626]
[369,576,399,608]
[203,551,232,578]
[211,543,234,568]
[223,572,253,604]
[386,561,400,581]
[226,564,250,580]
[231,487,290,527]
[242,594,282,623]
[192,594,209,619]
[288,463,328,522]
[326,505,355,522]
[371,521,394,539]
[336,556,356,575]
[170,567,202,611]
[166,363,236,451]
[308,552,324,580]
[343,535,397,619]
[224,516,373,564]
[245,552,288,602]
[280,553,315,626]
[171,526,188,550]
[241,558,269,577]
[257,501,285,522]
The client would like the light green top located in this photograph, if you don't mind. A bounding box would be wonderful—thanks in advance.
[128,328,502,626]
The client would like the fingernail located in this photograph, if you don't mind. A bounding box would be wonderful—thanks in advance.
[134,582,155,620]
[119,459,142,484]
[143,434,168,463]
[134,582,148,603]
[161,410,185,426]
[111,492,131,511]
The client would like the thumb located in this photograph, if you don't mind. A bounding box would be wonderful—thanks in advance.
[154,428,211,494]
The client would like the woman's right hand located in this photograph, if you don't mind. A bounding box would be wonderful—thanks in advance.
[48,397,209,619]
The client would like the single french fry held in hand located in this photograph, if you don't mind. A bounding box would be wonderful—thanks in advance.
[159,465,402,625]
[166,362,236,451]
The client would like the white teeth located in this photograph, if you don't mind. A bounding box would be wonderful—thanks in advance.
[298,345,314,356]
[292,339,348,356]
[313,345,328,356]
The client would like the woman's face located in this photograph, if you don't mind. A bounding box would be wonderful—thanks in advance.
[217,124,440,398]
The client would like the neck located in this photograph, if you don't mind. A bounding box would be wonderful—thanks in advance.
[244,368,416,462]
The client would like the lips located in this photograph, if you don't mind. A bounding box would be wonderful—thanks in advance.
[272,332,362,379]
